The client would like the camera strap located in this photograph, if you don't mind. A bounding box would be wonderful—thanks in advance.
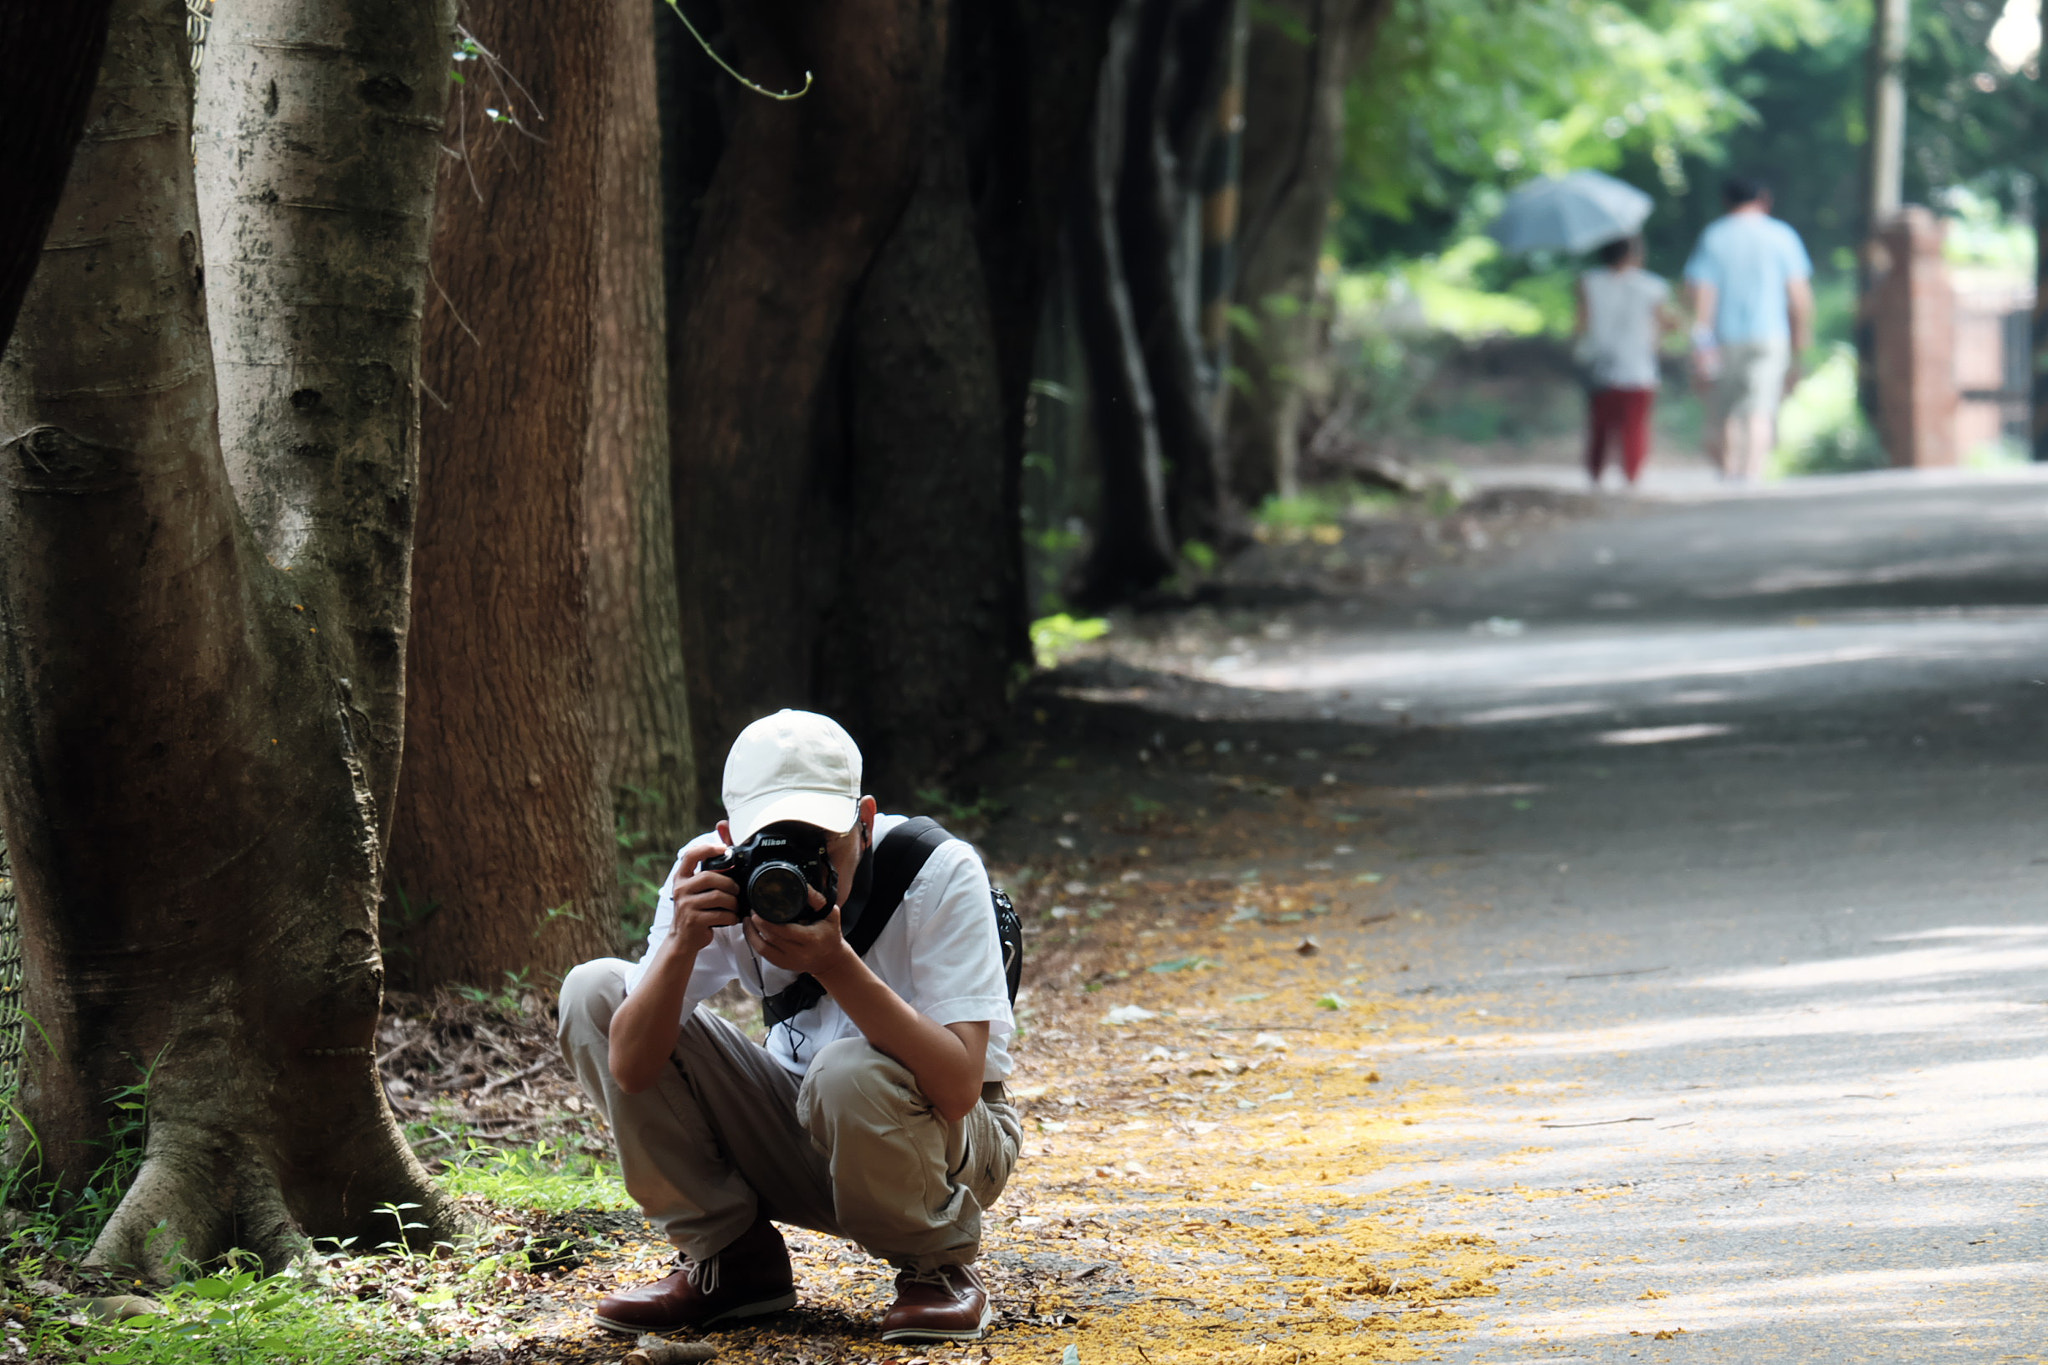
[760,816,956,1031]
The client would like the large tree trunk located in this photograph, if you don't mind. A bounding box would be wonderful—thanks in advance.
[388,0,619,987]
[587,0,699,862]
[1071,0,1179,606]
[0,0,454,1276]
[668,0,1101,797]
[1224,0,1387,506]
[958,0,1115,633]
[0,2,115,350]
[1123,0,1235,549]
[670,0,943,803]
[819,123,1015,790]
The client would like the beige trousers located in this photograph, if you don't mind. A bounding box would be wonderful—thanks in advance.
[557,958,1021,1272]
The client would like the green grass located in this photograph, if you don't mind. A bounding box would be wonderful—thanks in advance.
[1254,483,1403,532]
[78,1258,425,1365]
[433,1138,634,1214]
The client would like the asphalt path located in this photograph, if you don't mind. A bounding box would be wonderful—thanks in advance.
[1134,470,2048,1363]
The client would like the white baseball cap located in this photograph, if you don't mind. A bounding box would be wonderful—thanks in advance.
[722,709,864,843]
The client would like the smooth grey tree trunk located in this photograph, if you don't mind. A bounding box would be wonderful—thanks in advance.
[0,0,456,1276]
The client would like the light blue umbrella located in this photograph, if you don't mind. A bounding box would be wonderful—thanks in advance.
[1487,170,1653,255]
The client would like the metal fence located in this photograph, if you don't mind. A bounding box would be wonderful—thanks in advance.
[0,843,21,1096]
[187,0,212,74]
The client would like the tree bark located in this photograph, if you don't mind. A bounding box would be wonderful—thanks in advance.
[1224,0,1388,507]
[670,0,943,803]
[820,122,1016,792]
[1072,0,1180,607]
[0,2,115,352]
[1122,0,1236,550]
[388,0,619,987]
[957,0,1115,637]
[0,0,453,1276]
[588,0,699,862]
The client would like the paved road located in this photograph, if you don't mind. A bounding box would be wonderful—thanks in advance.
[1123,470,2048,1362]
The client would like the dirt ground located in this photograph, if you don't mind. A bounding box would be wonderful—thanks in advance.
[362,493,1593,1365]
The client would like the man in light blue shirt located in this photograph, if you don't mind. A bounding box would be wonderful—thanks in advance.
[1684,177,1815,480]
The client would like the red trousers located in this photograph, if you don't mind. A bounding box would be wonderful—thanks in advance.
[1586,387,1655,484]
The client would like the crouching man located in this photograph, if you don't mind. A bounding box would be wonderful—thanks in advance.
[558,709,1020,1343]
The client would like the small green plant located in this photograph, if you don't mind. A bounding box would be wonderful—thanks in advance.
[378,885,440,988]
[1253,483,1402,541]
[0,1048,162,1265]
[913,788,1005,830]
[435,1139,632,1214]
[82,1253,424,1364]
[451,968,535,1013]
[531,900,586,940]
[1029,613,1109,669]
[615,787,680,950]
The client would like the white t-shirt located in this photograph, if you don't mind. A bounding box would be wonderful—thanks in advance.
[1577,267,1669,390]
[629,813,1015,1081]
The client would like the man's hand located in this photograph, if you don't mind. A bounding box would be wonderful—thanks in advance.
[666,837,743,954]
[742,887,856,978]
[1783,358,1803,398]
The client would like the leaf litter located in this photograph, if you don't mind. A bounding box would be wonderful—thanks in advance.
[350,795,1522,1364]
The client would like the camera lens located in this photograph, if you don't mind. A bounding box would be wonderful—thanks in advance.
[748,862,813,924]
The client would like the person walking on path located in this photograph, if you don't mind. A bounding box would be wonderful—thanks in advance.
[1576,235,1677,487]
[558,709,1021,1344]
[1684,176,1814,481]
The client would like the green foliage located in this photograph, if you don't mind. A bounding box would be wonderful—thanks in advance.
[377,885,439,989]
[1029,614,1110,669]
[615,786,679,951]
[1769,342,1885,477]
[0,1050,157,1265]
[1942,185,2036,273]
[80,1257,416,1365]
[1337,0,1839,267]
[450,969,537,1013]
[433,1139,633,1214]
[913,787,1006,829]
[1254,483,1401,533]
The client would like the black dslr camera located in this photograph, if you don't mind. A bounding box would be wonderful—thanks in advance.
[699,822,838,925]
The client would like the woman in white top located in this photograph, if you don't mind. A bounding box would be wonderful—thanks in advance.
[1574,235,1679,486]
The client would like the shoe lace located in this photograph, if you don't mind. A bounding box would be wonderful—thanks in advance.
[900,1265,955,1289]
[682,1251,721,1295]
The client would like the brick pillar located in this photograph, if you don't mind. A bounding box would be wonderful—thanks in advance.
[1868,206,1957,467]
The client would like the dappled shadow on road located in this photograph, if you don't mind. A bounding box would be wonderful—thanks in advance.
[961,473,2048,1362]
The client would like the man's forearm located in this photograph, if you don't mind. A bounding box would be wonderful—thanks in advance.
[1788,279,1814,354]
[1687,281,1716,339]
[608,932,701,1094]
[813,949,984,1121]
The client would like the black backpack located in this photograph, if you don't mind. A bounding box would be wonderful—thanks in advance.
[761,816,1022,1030]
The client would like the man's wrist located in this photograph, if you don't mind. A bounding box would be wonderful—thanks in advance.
[808,938,866,991]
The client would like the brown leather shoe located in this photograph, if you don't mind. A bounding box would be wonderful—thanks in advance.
[879,1264,993,1343]
[593,1218,796,1334]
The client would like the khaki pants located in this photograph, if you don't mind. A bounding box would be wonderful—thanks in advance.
[557,958,1021,1272]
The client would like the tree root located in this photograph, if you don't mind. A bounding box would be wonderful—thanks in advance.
[85,1124,304,1278]
[84,1116,460,1280]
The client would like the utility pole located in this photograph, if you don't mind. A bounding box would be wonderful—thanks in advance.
[1858,0,1909,429]
[1866,0,1908,230]
[2033,82,2048,461]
